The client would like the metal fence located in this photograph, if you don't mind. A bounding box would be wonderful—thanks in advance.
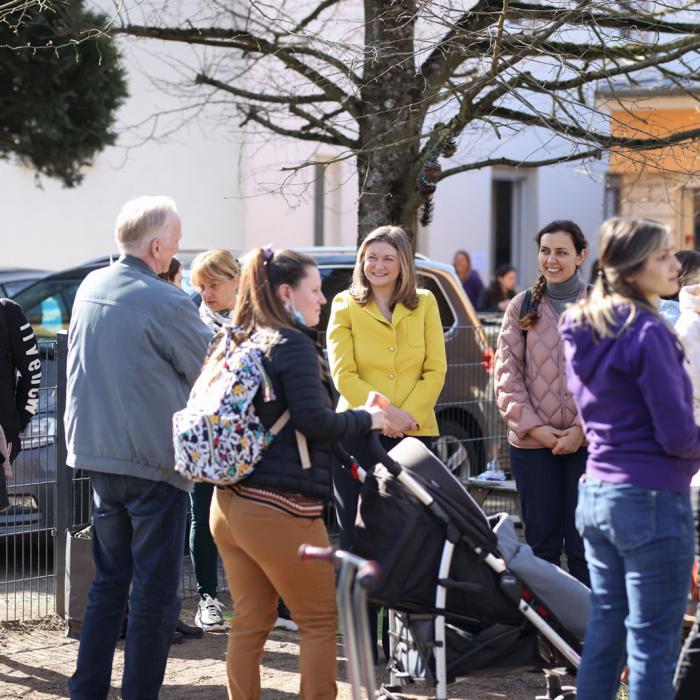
[0,337,60,622]
[0,318,515,622]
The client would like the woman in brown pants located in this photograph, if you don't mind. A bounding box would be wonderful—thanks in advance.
[210,248,389,700]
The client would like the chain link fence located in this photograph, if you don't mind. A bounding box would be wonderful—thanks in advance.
[1,318,515,622]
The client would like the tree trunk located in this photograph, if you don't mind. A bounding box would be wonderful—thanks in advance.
[358,0,422,247]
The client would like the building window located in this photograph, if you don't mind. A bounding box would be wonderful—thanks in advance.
[492,179,523,271]
[604,174,621,219]
[693,188,700,250]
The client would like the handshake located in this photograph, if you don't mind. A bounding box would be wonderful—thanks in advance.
[364,391,418,439]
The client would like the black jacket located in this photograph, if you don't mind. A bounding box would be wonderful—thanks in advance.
[247,326,372,499]
[477,286,516,313]
[0,299,41,448]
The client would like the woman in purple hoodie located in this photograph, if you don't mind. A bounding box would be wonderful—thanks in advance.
[561,217,700,700]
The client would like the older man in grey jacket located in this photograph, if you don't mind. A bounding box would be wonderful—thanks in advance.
[65,196,210,700]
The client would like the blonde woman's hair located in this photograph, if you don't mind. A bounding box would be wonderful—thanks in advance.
[114,196,178,255]
[349,226,419,310]
[190,249,241,289]
[566,217,669,337]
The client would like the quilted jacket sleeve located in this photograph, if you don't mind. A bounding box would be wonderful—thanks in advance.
[493,294,543,440]
[271,329,373,441]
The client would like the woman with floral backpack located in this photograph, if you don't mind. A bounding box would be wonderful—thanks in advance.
[208,248,390,700]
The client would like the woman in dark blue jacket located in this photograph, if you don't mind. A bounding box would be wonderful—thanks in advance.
[209,248,389,700]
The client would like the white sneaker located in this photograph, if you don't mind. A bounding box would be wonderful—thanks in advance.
[274,616,299,632]
[195,594,226,632]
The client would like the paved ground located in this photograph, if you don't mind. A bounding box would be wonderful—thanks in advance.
[0,594,564,699]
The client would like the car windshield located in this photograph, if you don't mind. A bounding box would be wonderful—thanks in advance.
[13,276,87,339]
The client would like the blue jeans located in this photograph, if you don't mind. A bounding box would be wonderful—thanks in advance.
[69,472,188,700]
[509,445,589,585]
[575,478,694,700]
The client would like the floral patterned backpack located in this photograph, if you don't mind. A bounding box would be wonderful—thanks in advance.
[173,329,310,485]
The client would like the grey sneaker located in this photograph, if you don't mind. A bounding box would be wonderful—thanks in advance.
[195,594,225,632]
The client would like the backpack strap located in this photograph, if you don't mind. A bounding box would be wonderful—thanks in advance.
[268,409,312,470]
[518,283,592,364]
[519,289,534,364]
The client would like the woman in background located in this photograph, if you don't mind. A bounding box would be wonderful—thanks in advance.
[453,249,484,307]
[477,263,517,313]
[671,254,700,699]
[188,249,241,632]
[158,256,183,288]
[658,250,700,325]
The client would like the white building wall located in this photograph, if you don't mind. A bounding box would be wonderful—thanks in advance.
[0,20,604,276]
[421,169,492,270]
[426,160,605,292]
[0,34,246,271]
[536,163,606,286]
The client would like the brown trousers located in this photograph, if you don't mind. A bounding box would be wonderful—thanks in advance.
[210,488,338,700]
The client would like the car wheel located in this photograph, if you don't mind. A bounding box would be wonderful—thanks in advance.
[433,417,482,485]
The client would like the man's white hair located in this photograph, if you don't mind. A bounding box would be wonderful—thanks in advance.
[114,196,178,255]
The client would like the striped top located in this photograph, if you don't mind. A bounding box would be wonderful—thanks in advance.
[230,483,324,519]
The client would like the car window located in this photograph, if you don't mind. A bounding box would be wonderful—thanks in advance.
[3,279,40,297]
[418,273,455,329]
[318,267,353,335]
[181,269,195,296]
[16,278,85,338]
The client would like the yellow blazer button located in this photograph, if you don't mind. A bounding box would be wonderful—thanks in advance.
[389,373,395,379]
[388,346,395,352]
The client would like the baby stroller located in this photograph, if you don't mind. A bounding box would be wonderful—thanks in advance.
[345,434,592,700]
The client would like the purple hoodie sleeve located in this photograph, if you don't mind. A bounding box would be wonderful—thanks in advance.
[632,320,700,463]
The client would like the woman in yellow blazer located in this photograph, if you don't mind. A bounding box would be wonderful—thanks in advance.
[327,225,447,662]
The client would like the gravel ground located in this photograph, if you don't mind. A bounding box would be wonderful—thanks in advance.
[0,594,571,700]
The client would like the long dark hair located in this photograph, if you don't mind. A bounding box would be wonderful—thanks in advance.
[158,256,182,283]
[520,220,588,331]
[233,248,317,338]
[486,263,516,302]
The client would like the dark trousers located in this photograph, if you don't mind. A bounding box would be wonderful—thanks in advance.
[69,472,188,700]
[190,482,219,599]
[333,434,432,661]
[675,485,700,698]
[509,445,590,586]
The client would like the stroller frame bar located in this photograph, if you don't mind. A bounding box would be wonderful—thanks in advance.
[434,540,453,700]
[517,598,581,669]
[388,535,582,699]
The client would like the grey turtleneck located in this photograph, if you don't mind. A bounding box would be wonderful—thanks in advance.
[546,273,583,316]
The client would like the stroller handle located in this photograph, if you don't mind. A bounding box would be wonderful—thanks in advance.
[356,560,382,588]
[298,544,338,562]
[298,544,382,586]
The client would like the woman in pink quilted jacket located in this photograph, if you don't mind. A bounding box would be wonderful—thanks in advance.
[494,220,590,585]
